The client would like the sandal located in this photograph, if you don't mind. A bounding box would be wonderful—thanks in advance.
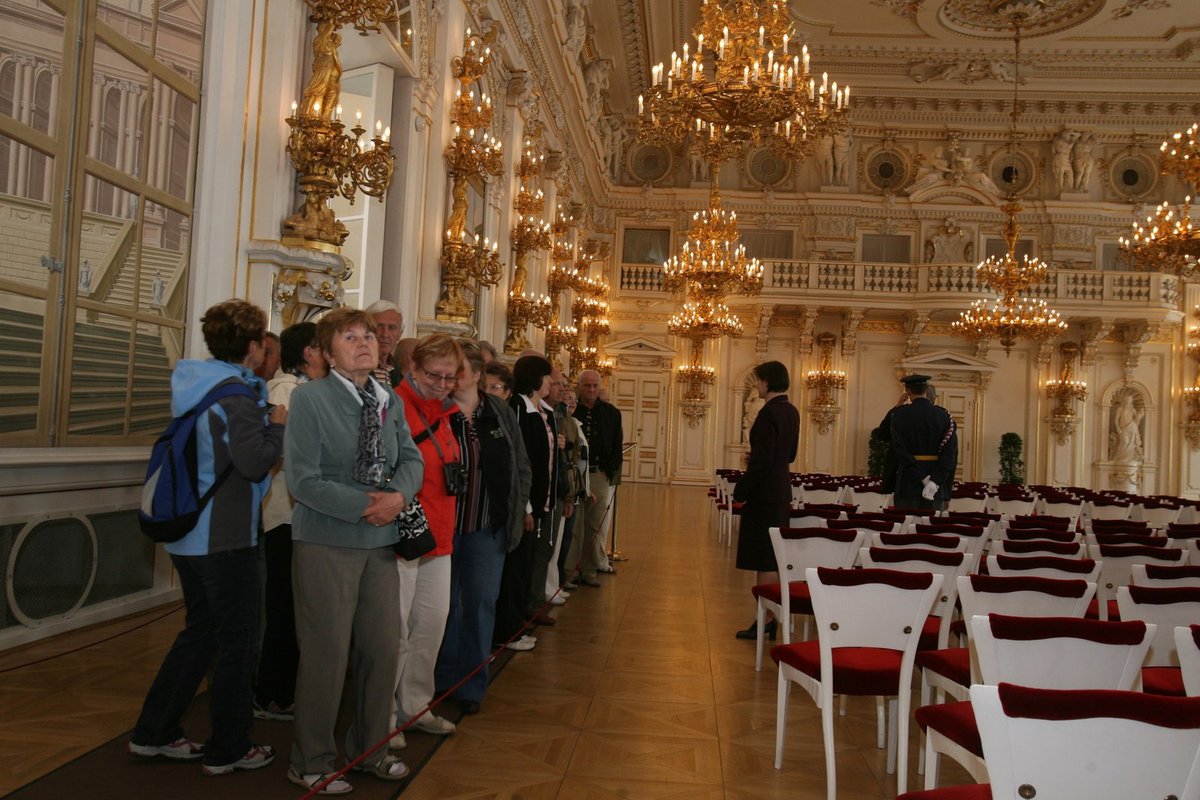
[287,766,353,795]
[352,754,409,781]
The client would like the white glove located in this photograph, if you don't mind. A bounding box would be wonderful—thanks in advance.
[921,475,939,501]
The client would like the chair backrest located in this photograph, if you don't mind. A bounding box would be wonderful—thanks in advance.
[947,494,987,513]
[990,496,1037,518]
[986,554,1100,583]
[1132,564,1200,588]
[1138,503,1183,528]
[1089,518,1151,533]
[958,574,1095,621]
[1116,585,1200,667]
[768,527,866,597]
[802,485,846,505]
[1090,544,1189,593]
[1002,527,1080,543]
[1089,499,1133,521]
[845,488,890,513]
[829,518,901,535]
[993,539,1086,558]
[971,683,1200,800]
[861,548,972,649]
[871,531,967,552]
[1178,625,1200,696]
[969,613,1151,689]
[1009,514,1071,531]
[1039,499,1084,525]
[1087,532,1166,548]
[805,567,943,655]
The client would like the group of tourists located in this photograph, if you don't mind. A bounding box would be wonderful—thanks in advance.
[127,298,624,795]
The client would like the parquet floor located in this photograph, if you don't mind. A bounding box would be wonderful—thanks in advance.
[0,483,970,798]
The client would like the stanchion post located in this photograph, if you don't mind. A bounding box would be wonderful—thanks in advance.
[606,442,635,562]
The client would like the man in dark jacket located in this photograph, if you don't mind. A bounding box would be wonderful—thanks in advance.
[572,369,623,586]
[889,374,957,510]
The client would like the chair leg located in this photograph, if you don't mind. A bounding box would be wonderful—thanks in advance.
[886,697,898,774]
[895,694,911,795]
[876,697,886,749]
[917,671,931,775]
[774,670,791,770]
[923,735,940,790]
[802,615,810,641]
[839,693,847,716]
[754,600,766,672]
[822,692,838,800]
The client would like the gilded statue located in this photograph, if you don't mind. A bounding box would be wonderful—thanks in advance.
[300,21,343,117]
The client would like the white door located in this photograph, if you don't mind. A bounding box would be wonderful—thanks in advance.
[612,372,667,483]
[937,387,976,482]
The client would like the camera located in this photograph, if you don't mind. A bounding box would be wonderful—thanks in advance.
[443,462,469,496]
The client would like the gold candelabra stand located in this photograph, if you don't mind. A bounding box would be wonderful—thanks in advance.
[1045,341,1087,445]
[504,128,552,353]
[1184,308,1200,449]
[566,241,614,377]
[282,1,399,251]
[536,207,580,363]
[1120,198,1199,278]
[664,184,764,304]
[436,27,505,321]
[805,331,847,434]
[637,0,849,160]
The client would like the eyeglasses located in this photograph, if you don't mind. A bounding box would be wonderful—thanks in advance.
[487,383,505,391]
[421,368,458,385]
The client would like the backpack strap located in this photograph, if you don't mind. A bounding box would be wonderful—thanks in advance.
[187,380,259,501]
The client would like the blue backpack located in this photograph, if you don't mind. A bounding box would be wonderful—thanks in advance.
[139,381,257,542]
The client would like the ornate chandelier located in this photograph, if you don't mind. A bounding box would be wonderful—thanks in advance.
[952,6,1066,355]
[664,204,764,302]
[1119,122,1199,276]
[436,27,504,322]
[637,0,849,156]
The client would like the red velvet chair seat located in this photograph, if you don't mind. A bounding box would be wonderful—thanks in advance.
[914,700,982,756]
[1142,666,1186,697]
[919,614,942,651]
[915,647,971,687]
[771,642,904,695]
[1085,597,1122,620]
[751,581,814,615]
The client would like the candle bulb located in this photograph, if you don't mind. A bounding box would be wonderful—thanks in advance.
[335,103,342,118]
[290,100,298,112]
[383,126,390,141]
[376,120,382,133]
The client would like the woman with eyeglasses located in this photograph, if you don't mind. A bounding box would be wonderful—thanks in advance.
[391,334,463,743]
[434,340,531,714]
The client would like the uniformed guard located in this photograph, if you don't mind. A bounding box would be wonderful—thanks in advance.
[888,374,957,510]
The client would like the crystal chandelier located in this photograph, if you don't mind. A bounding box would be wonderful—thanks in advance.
[435,27,504,322]
[952,6,1066,356]
[637,0,849,156]
[1119,122,1199,276]
[567,241,614,377]
[664,204,764,302]
[669,299,740,405]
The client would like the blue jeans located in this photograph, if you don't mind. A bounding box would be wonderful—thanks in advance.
[132,547,259,766]
[435,526,506,703]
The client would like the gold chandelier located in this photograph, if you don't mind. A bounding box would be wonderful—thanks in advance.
[436,27,504,321]
[952,5,1066,355]
[1119,122,1199,276]
[664,204,764,301]
[637,0,849,156]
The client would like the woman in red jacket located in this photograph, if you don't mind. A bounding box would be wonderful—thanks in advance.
[391,334,463,743]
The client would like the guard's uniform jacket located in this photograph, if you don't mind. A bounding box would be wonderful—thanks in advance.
[889,397,957,503]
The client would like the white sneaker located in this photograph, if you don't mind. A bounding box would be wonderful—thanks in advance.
[412,713,456,735]
[505,634,537,651]
[549,594,568,606]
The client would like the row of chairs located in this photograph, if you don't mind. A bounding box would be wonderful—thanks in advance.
[755,526,1200,798]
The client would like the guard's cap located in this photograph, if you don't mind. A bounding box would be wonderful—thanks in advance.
[901,374,930,387]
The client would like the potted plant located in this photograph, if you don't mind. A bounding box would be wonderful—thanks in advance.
[998,432,1025,486]
[868,426,889,478]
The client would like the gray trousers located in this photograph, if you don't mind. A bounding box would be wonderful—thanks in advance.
[290,542,400,774]
[580,471,613,579]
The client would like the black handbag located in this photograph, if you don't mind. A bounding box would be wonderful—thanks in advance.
[393,498,436,560]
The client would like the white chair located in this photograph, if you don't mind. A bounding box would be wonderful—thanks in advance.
[1178,625,1200,697]
[1132,563,1200,588]
[914,522,991,560]
[801,484,845,505]
[945,683,1200,800]
[772,567,942,800]
[845,487,891,513]
[989,495,1036,518]
[1089,498,1133,521]
[1117,584,1200,696]
[1089,543,1188,620]
[915,574,1096,786]
[751,526,867,671]
[870,532,968,553]
[1138,502,1183,529]
[946,494,986,514]
[1038,497,1085,528]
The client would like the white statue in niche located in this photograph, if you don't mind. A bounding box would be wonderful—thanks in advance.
[816,135,835,184]
[1052,130,1079,194]
[1109,389,1145,463]
[741,388,765,443]
[1072,132,1095,192]
[832,131,853,185]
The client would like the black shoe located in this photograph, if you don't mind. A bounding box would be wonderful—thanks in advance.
[735,620,777,641]
[459,699,481,715]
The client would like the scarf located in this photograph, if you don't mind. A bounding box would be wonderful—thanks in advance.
[352,378,385,486]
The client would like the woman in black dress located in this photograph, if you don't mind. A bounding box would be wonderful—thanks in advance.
[733,361,800,640]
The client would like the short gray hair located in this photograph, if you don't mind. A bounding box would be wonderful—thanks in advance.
[365,299,402,319]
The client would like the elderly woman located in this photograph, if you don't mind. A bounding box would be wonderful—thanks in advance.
[285,308,422,794]
[392,334,463,739]
[434,339,531,715]
[255,321,327,722]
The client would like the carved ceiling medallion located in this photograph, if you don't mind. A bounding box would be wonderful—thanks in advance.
[938,0,1104,37]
